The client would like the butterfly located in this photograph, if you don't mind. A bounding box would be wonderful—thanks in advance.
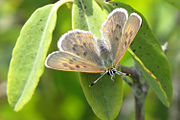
[45,8,142,87]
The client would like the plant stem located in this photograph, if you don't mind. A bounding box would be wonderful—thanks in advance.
[134,86,147,120]
[121,66,149,120]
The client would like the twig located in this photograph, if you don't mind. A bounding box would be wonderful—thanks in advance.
[120,65,149,120]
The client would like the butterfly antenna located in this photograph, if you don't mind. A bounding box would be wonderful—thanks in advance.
[89,71,108,87]
[116,70,131,77]
[115,65,131,76]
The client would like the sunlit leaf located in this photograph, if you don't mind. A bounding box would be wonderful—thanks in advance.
[7,0,73,111]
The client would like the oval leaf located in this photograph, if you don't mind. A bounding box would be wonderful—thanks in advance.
[72,0,123,120]
[7,0,73,111]
[108,2,172,107]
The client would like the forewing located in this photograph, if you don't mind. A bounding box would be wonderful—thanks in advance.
[58,29,103,68]
[114,13,142,66]
[45,51,105,73]
[101,8,128,62]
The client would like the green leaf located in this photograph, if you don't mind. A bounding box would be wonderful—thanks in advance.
[164,0,180,9]
[79,73,123,120]
[108,2,172,107]
[72,0,123,120]
[7,0,73,111]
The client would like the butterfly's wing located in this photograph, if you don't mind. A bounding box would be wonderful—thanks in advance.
[114,13,142,66]
[101,8,128,63]
[101,8,142,67]
[58,29,104,68]
[45,51,105,73]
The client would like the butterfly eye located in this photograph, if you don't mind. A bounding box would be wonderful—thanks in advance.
[112,69,116,74]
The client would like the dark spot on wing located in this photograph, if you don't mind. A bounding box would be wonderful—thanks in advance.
[116,24,121,29]
[115,3,118,6]
[128,39,132,44]
[73,44,78,47]
[72,47,76,51]
[115,37,119,41]
[83,51,87,56]
[125,32,128,38]
[125,41,127,46]
[83,42,86,47]
[72,44,78,51]
[129,31,133,38]
[69,59,73,64]
[83,65,86,68]
[63,63,68,67]
[76,65,80,68]
[76,53,80,56]
[72,58,77,61]
[69,59,73,62]
[69,67,75,70]
[100,45,104,49]
[40,19,42,21]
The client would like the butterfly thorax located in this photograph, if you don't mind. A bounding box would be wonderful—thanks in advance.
[107,68,117,75]
[106,68,119,80]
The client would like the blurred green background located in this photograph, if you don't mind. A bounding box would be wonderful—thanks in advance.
[0,0,179,120]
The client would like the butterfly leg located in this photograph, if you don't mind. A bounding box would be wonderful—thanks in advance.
[110,74,114,82]
[107,69,114,81]
[115,65,131,76]
[115,69,131,76]
[116,71,127,76]
[89,71,108,87]
[115,69,133,86]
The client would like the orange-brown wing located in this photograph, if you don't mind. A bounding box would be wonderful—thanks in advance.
[45,51,105,73]
[114,12,142,66]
